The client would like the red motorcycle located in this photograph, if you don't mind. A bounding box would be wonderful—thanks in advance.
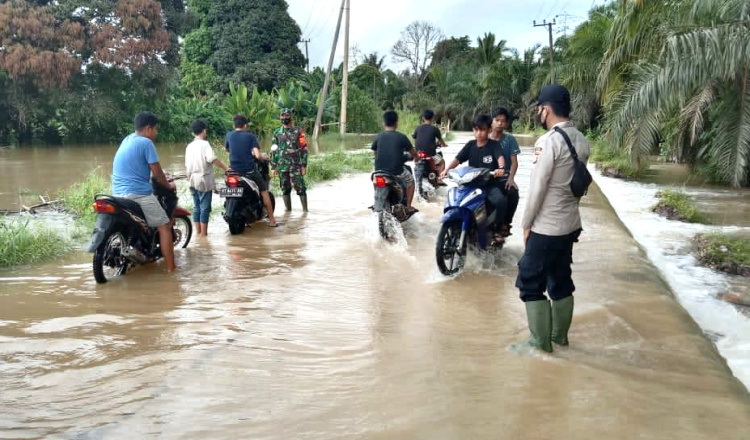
[414,150,445,200]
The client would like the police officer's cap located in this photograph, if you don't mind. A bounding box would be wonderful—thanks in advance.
[532,84,570,108]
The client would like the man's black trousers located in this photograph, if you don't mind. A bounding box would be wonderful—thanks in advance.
[516,230,581,302]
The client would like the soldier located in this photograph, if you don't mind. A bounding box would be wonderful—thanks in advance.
[271,108,309,212]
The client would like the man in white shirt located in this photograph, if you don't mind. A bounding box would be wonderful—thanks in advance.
[185,119,228,236]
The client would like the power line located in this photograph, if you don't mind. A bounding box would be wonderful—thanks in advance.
[309,2,338,41]
[545,0,560,19]
[304,0,332,39]
[300,0,319,36]
[535,0,547,21]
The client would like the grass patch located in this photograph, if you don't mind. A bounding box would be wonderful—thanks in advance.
[305,150,374,185]
[444,132,455,142]
[695,233,750,277]
[0,217,70,268]
[590,139,643,179]
[652,189,707,223]
[60,170,110,228]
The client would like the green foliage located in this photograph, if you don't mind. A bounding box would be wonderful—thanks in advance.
[332,85,381,134]
[305,151,374,185]
[590,138,643,178]
[695,233,750,276]
[224,83,277,138]
[602,0,750,187]
[275,79,331,132]
[652,189,706,223]
[0,217,70,268]
[204,0,306,91]
[158,94,229,142]
[182,26,212,63]
[61,171,110,228]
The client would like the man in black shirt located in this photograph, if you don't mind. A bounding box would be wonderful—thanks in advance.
[225,115,278,227]
[372,110,418,214]
[441,114,507,241]
[412,109,447,175]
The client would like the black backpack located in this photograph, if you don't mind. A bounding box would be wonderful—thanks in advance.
[554,126,592,198]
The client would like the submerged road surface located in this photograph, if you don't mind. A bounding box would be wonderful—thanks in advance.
[1,133,749,439]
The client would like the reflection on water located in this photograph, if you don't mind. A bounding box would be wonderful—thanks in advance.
[0,135,749,438]
[641,162,750,227]
[0,135,373,210]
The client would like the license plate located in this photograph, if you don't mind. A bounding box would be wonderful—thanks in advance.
[220,187,244,197]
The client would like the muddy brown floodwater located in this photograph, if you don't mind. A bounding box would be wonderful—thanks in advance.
[1,134,749,438]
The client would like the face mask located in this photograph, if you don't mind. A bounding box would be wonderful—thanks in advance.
[281,117,292,125]
[537,107,548,131]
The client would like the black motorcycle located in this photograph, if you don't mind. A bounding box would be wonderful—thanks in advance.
[371,163,416,240]
[220,160,275,235]
[88,178,192,284]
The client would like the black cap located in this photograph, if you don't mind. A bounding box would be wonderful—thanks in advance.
[532,84,570,107]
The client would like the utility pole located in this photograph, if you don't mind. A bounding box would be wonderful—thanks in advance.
[339,0,350,135]
[312,0,346,141]
[301,39,311,73]
[533,19,557,83]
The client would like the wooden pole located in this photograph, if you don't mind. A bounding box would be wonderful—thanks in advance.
[339,0,350,135]
[313,0,346,141]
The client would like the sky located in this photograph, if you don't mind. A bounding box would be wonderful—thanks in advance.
[285,0,610,71]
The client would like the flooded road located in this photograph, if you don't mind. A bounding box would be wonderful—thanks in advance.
[1,134,749,438]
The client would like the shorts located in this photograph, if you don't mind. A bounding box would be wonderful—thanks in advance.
[244,169,268,192]
[122,194,170,227]
[397,168,414,187]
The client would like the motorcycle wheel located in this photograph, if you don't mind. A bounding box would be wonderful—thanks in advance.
[436,221,466,276]
[228,217,245,235]
[378,211,389,240]
[93,232,128,284]
[172,215,192,248]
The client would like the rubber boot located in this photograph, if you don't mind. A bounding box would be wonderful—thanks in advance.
[551,295,574,346]
[299,194,308,212]
[282,194,292,211]
[510,300,553,353]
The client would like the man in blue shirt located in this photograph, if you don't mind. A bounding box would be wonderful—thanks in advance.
[490,107,521,237]
[225,115,278,227]
[112,111,177,272]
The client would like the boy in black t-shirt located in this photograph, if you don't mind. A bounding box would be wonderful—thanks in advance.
[412,109,447,175]
[372,110,418,214]
[441,114,507,241]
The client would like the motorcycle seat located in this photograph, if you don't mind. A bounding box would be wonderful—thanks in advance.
[110,196,146,219]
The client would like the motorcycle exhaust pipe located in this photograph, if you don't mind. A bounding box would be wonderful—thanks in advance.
[121,246,149,264]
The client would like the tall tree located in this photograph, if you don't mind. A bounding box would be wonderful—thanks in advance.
[391,21,444,85]
[205,0,306,91]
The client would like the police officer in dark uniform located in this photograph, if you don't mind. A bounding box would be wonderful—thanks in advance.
[512,85,591,353]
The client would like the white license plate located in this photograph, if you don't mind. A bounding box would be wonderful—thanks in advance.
[220,187,244,197]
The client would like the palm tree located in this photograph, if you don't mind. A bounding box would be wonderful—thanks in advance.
[475,33,512,67]
[361,52,386,70]
[605,0,750,186]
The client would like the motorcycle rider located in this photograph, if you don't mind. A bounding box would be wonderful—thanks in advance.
[271,108,309,212]
[111,111,176,272]
[441,114,507,243]
[225,114,278,227]
[490,107,521,236]
[412,109,447,177]
[372,110,418,215]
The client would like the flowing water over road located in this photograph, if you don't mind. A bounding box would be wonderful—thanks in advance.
[1,134,749,438]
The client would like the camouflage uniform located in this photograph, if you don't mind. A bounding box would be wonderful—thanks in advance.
[271,125,308,195]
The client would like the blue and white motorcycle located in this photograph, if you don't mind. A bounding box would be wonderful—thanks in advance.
[436,167,503,276]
